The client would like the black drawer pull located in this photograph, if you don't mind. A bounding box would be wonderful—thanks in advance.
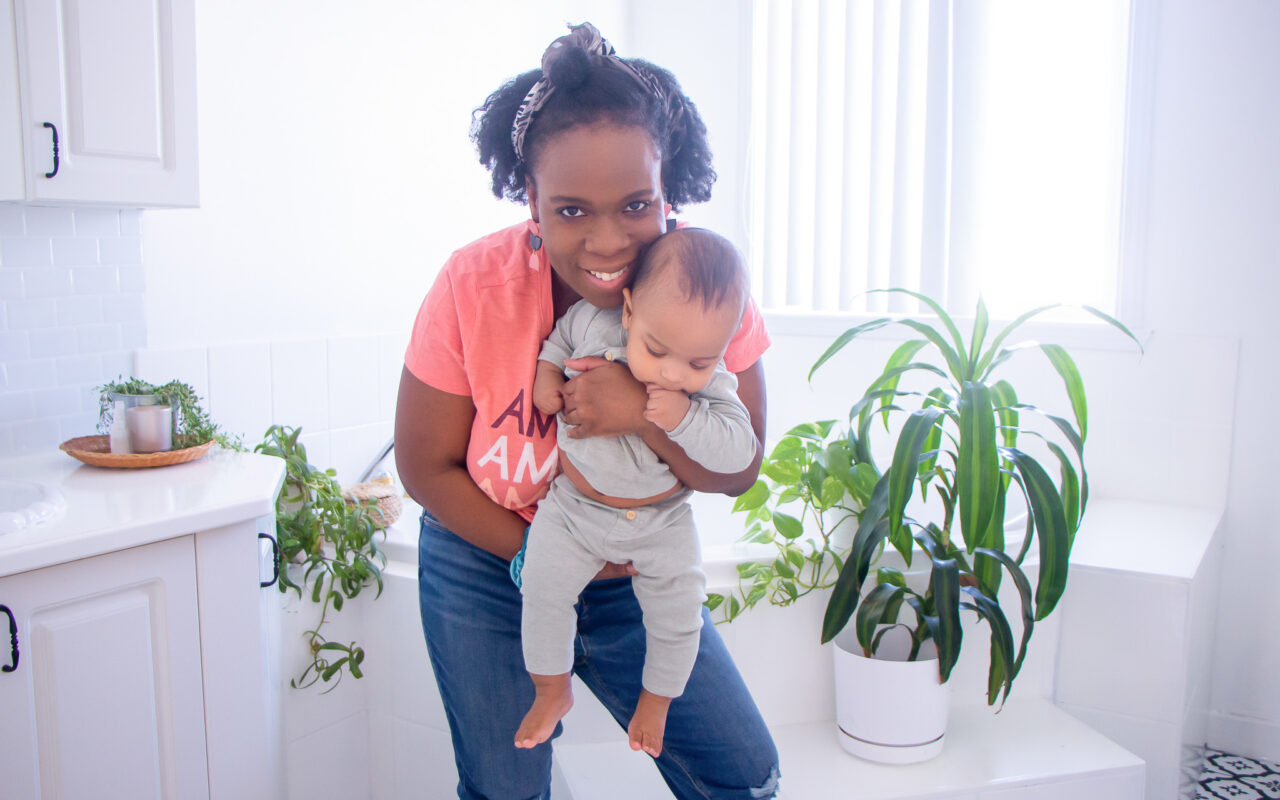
[259,533,280,588]
[42,122,59,178]
[0,604,17,673]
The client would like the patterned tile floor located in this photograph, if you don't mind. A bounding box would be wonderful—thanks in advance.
[1195,749,1280,799]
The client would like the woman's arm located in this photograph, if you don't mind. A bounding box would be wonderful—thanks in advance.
[560,357,767,496]
[394,367,527,560]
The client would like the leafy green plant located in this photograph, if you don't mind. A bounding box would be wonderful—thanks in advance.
[97,376,242,450]
[718,290,1139,708]
[706,420,874,621]
[819,291,1139,706]
[256,424,386,691]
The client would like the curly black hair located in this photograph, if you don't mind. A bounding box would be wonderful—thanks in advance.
[471,32,716,211]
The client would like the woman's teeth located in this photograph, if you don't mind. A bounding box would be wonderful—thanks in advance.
[589,268,626,281]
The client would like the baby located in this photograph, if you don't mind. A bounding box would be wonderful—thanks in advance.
[514,227,758,757]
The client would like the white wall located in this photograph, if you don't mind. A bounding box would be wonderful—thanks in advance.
[1138,1,1280,759]
[142,0,628,350]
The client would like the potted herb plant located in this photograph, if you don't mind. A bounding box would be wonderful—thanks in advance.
[714,289,1139,762]
[97,376,241,451]
[256,424,386,691]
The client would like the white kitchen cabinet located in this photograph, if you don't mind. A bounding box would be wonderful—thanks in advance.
[0,536,212,799]
[0,451,285,798]
[1,0,199,206]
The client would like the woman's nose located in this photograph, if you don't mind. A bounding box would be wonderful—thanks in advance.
[585,217,628,256]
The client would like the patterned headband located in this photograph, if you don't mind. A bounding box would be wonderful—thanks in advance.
[510,22,683,163]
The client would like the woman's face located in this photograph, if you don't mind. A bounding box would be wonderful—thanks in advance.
[528,124,666,309]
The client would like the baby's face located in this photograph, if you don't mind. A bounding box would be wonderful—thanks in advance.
[622,282,742,395]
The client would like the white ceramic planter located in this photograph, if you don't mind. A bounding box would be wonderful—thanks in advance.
[832,626,950,764]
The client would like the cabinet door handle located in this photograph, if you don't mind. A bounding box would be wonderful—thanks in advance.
[42,122,60,178]
[0,604,17,673]
[259,533,280,588]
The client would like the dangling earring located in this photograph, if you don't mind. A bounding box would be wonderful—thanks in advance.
[529,232,542,251]
[666,218,677,233]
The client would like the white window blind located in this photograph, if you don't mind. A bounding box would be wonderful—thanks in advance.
[748,0,1133,320]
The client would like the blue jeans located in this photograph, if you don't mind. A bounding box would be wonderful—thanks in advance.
[418,511,780,800]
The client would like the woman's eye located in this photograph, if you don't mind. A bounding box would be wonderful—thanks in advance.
[558,207,586,218]
[625,200,651,213]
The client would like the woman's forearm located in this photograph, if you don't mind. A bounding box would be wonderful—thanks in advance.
[640,426,762,495]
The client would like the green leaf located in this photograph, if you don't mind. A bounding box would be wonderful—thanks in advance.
[821,480,890,643]
[732,480,770,513]
[762,459,802,486]
[974,546,1035,680]
[969,297,990,369]
[1040,344,1088,442]
[809,318,895,380]
[974,304,1058,379]
[1082,305,1144,353]
[704,593,725,612]
[819,476,845,509]
[914,526,963,681]
[856,582,906,655]
[897,319,966,383]
[956,382,999,553]
[774,512,804,540]
[1006,448,1071,619]
[990,380,1019,450]
[873,288,971,378]
[876,340,931,427]
[887,407,945,542]
[960,586,1016,707]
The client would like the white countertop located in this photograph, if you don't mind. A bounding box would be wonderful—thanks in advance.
[0,448,285,578]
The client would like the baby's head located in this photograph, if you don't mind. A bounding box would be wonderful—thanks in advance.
[621,228,749,394]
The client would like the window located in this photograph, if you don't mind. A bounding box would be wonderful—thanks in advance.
[747,0,1135,320]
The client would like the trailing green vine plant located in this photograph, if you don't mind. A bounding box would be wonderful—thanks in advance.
[256,424,386,691]
[97,375,243,450]
[706,420,874,621]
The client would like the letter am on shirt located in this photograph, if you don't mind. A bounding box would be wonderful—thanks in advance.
[474,389,559,512]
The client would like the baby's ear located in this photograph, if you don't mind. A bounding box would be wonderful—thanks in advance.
[621,288,634,329]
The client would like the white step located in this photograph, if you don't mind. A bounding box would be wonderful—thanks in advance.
[553,698,1144,800]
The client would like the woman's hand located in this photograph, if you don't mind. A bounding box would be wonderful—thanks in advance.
[593,561,640,581]
[560,357,648,439]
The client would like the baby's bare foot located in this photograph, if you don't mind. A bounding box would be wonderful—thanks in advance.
[515,673,574,749]
[627,690,673,757]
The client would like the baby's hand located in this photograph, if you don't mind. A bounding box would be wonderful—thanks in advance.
[643,386,691,432]
[534,362,566,417]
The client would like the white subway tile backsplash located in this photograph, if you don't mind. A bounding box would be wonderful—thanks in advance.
[99,237,142,265]
[327,335,380,430]
[102,293,145,323]
[7,298,58,329]
[72,265,119,295]
[2,237,53,267]
[22,267,73,298]
[134,346,210,402]
[118,263,145,293]
[0,206,143,456]
[271,339,329,436]
[30,385,82,416]
[23,207,75,236]
[57,295,103,326]
[73,208,120,237]
[0,331,28,360]
[120,322,146,351]
[52,237,100,265]
[5,358,57,391]
[28,328,78,358]
[0,204,24,235]
[119,210,141,237]
[76,324,123,354]
[56,354,102,385]
[378,332,407,422]
[208,342,273,444]
[0,271,22,298]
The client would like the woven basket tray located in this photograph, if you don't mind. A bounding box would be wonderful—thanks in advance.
[343,480,403,529]
[60,435,214,469]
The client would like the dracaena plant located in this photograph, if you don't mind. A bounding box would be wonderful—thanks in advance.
[805,290,1136,706]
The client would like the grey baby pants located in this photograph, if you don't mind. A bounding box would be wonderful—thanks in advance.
[520,476,706,698]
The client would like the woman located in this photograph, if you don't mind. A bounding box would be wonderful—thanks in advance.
[395,23,779,800]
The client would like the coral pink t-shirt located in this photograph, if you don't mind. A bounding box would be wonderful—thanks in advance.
[405,220,771,522]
